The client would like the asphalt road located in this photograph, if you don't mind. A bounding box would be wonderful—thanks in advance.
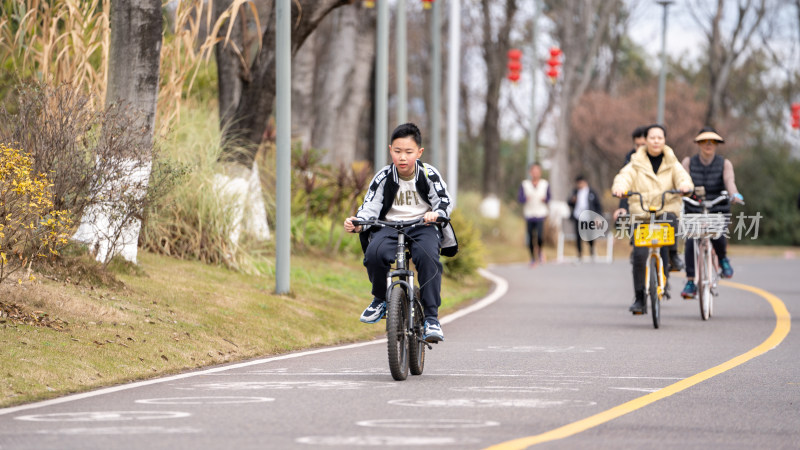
[1,256,798,449]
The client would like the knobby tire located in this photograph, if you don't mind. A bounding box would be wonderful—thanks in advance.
[387,285,409,381]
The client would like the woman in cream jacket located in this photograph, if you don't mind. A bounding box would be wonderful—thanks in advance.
[612,124,693,314]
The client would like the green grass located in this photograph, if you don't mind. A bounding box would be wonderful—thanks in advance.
[0,249,488,407]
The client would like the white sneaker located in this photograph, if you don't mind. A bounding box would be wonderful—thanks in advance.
[359,298,386,323]
[423,319,444,342]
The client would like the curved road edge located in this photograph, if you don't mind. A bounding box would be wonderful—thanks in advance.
[0,267,509,417]
[483,278,792,450]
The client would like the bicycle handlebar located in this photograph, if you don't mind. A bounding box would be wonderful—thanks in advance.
[351,216,450,230]
[682,190,745,208]
[615,190,684,213]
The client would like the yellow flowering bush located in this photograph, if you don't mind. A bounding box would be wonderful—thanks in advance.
[0,143,72,283]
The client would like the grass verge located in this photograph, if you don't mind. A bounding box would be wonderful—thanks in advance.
[0,250,488,408]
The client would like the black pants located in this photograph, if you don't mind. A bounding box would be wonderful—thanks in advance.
[363,225,442,320]
[631,214,677,293]
[526,219,545,260]
[685,235,727,278]
[572,218,594,258]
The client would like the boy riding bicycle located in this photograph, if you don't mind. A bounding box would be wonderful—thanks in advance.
[343,123,457,342]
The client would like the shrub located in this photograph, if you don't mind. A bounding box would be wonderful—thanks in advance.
[0,143,72,283]
[0,81,185,265]
[442,209,485,280]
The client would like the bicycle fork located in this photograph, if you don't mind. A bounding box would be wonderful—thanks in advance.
[644,251,666,300]
[386,235,433,350]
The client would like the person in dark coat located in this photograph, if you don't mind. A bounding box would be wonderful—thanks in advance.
[568,175,603,260]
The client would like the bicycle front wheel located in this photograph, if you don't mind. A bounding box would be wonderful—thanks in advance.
[697,241,710,321]
[386,285,409,381]
[409,286,425,376]
[650,257,660,329]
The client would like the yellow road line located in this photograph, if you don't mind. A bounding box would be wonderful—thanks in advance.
[484,280,791,450]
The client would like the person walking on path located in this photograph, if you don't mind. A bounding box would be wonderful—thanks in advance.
[518,163,550,267]
[568,175,603,261]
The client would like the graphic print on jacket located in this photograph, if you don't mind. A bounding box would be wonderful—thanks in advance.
[385,176,432,222]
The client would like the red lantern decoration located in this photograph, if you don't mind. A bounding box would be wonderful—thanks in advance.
[422,0,434,10]
[547,47,562,83]
[791,103,800,130]
[507,48,522,83]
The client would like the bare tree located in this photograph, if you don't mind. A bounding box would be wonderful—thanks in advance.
[209,0,353,247]
[214,0,247,133]
[690,0,768,125]
[299,3,376,166]
[480,0,519,198]
[221,0,353,161]
[545,0,617,203]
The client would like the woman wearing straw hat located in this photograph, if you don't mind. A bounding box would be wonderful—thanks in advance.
[680,126,744,299]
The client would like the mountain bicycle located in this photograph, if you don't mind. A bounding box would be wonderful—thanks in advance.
[618,190,684,329]
[681,188,742,320]
[351,217,447,381]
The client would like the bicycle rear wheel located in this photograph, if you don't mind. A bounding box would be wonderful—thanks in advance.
[409,287,425,376]
[650,257,660,329]
[386,285,409,381]
[697,241,710,321]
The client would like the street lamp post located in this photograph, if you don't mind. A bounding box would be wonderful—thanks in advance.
[446,0,460,206]
[275,0,291,294]
[430,0,442,168]
[374,0,389,169]
[527,0,539,167]
[396,0,407,124]
[656,0,673,125]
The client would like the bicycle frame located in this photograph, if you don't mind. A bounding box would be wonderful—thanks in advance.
[351,216,447,380]
[621,189,683,329]
[644,248,667,301]
[385,231,422,335]
[683,190,734,320]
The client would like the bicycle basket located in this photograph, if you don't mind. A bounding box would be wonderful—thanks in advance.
[680,214,730,239]
[634,223,675,247]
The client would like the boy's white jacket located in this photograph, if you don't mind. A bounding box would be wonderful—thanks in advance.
[356,160,458,257]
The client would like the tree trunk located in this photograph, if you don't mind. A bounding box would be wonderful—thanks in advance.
[701,0,767,125]
[214,0,246,133]
[221,0,352,165]
[548,0,616,205]
[213,0,351,247]
[309,4,376,166]
[480,0,518,199]
[72,0,162,264]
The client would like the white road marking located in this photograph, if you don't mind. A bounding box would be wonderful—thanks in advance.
[388,398,596,408]
[449,386,578,393]
[355,418,500,429]
[175,380,396,391]
[295,435,480,446]
[14,411,191,422]
[476,346,606,353]
[0,269,507,417]
[35,426,201,435]
[135,396,274,405]
[609,387,662,393]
